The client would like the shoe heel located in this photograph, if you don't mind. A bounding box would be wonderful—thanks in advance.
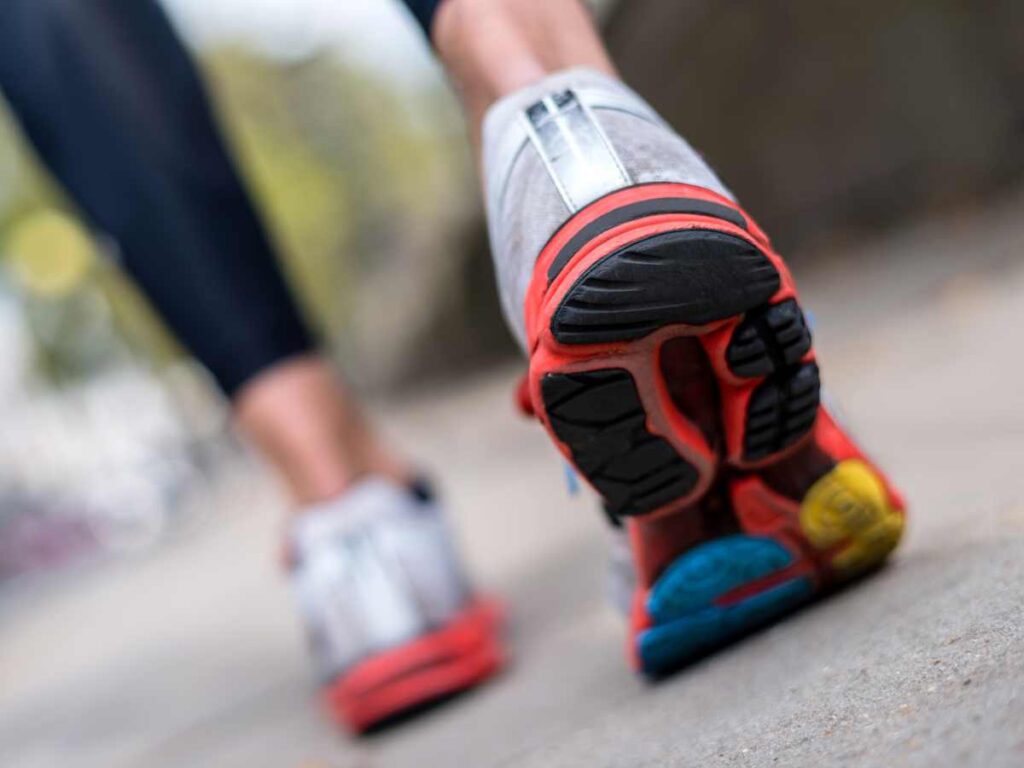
[549,229,780,346]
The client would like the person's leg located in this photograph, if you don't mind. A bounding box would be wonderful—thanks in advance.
[0,0,406,505]
[234,357,409,504]
[433,0,615,145]
[0,0,503,729]
[404,0,906,675]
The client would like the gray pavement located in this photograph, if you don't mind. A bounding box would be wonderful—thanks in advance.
[2,192,1023,767]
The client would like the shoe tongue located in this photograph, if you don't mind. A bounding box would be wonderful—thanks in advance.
[290,477,422,553]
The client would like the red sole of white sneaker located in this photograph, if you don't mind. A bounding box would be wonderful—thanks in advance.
[322,597,504,733]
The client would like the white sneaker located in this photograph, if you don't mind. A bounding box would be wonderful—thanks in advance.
[289,477,503,731]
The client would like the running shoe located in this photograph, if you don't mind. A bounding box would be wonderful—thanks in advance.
[289,477,503,731]
[486,70,905,675]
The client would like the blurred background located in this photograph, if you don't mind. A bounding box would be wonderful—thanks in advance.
[1,1,1022,766]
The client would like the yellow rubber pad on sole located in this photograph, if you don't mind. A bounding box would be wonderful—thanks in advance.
[799,459,905,580]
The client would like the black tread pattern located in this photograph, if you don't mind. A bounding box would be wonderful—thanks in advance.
[541,370,699,517]
[726,299,813,378]
[546,197,749,282]
[551,230,780,346]
[744,362,821,461]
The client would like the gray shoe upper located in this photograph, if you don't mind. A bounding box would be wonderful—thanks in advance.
[482,68,733,350]
[289,477,471,682]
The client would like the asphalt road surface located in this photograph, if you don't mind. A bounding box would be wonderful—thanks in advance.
[2,193,1023,767]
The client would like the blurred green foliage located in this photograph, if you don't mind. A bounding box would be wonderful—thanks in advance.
[0,44,472,388]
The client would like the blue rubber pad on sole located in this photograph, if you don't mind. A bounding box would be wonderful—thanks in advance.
[638,535,813,675]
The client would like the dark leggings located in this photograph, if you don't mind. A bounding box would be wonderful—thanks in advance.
[403,0,447,37]
[0,0,445,396]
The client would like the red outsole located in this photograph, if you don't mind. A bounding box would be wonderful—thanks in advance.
[322,597,505,733]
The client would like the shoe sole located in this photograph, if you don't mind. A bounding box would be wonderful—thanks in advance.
[635,453,905,675]
[635,534,815,675]
[322,598,504,732]
[527,183,821,518]
[521,184,903,675]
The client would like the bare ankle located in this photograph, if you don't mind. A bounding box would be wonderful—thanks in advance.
[434,0,616,138]
[233,355,410,507]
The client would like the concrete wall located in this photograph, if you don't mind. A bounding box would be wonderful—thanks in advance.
[604,0,1024,254]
